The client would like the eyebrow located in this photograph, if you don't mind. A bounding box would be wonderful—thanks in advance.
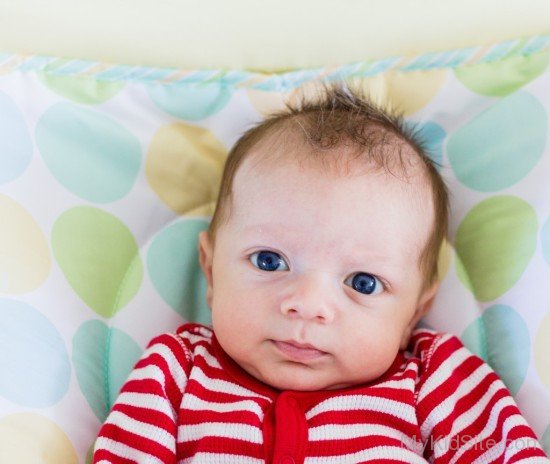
[240,224,403,267]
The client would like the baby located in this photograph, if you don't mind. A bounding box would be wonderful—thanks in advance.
[93,87,548,463]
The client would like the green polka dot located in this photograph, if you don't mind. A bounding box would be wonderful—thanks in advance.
[52,207,142,317]
[38,72,124,105]
[36,103,141,203]
[455,196,537,301]
[147,219,211,324]
[86,443,94,464]
[461,305,529,395]
[147,83,233,120]
[72,320,141,422]
[542,216,550,267]
[448,91,547,192]
[542,422,550,457]
[455,50,549,97]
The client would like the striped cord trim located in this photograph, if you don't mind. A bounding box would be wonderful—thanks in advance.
[0,35,548,89]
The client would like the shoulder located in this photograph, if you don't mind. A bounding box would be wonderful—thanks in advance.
[143,323,214,370]
[409,328,493,410]
[174,322,214,343]
[408,328,470,374]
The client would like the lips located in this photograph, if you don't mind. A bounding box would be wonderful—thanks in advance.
[272,340,328,362]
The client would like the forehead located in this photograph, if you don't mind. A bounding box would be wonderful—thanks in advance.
[225,144,434,262]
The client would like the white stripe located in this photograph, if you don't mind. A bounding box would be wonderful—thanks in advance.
[304,445,429,463]
[306,395,416,424]
[417,339,470,403]
[449,404,543,464]
[420,363,491,439]
[191,366,270,401]
[185,332,212,346]
[194,344,222,369]
[115,391,175,419]
[127,363,165,383]
[309,423,423,453]
[374,376,416,391]
[183,393,264,420]
[435,376,505,454]
[179,453,263,464]
[503,437,545,462]
[105,410,175,452]
[94,437,167,464]
[178,422,262,443]
[474,434,544,464]
[134,342,188,391]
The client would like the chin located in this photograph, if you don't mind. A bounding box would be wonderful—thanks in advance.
[262,372,334,392]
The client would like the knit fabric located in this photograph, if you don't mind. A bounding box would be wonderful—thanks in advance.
[93,323,548,463]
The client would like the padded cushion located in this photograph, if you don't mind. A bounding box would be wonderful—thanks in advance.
[0,40,549,461]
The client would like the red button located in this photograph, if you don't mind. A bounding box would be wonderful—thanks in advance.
[279,456,295,464]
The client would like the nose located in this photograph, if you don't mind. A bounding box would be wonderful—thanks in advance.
[279,272,336,323]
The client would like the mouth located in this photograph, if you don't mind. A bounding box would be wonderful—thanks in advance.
[272,340,328,362]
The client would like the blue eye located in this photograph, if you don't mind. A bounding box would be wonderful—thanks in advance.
[345,272,383,295]
[249,250,289,272]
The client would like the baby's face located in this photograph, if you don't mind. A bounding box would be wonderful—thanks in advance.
[199,149,438,391]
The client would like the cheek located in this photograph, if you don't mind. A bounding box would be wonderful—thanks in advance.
[340,313,405,357]
[210,277,273,340]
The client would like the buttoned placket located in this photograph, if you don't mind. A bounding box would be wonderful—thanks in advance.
[265,392,308,464]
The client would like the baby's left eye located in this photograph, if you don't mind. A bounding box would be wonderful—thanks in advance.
[344,272,383,295]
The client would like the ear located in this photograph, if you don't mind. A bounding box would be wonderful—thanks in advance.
[399,281,440,350]
[198,231,214,308]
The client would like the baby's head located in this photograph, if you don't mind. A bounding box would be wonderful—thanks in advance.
[199,86,449,391]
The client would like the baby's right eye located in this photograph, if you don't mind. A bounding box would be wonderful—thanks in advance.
[249,250,289,272]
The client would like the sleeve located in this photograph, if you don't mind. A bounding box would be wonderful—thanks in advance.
[415,332,549,463]
[92,331,191,464]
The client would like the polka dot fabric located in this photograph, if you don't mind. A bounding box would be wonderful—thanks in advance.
[0,42,549,461]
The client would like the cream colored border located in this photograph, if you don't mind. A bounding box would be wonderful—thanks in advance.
[1,0,549,70]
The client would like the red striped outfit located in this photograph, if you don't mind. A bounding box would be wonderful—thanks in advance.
[93,323,548,463]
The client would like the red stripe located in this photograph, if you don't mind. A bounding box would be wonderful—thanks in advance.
[177,437,263,459]
[93,448,139,464]
[113,403,175,434]
[99,424,175,462]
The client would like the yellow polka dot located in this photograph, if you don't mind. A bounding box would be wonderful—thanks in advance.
[535,311,550,388]
[437,238,453,282]
[347,76,388,107]
[0,195,51,293]
[286,81,332,108]
[350,70,447,115]
[246,89,288,116]
[146,123,227,215]
[0,413,77,464]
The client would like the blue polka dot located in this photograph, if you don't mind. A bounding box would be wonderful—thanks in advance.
[461,304,530,395]
[0,91,33,184]
[147,219,211,324]
[0,298,71,407]
[447,91,547,192]
[73,320,141,421]
[147,83,233,120]
[415,121,446,169]
[542,216,550,267]
[36,103,141,203]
